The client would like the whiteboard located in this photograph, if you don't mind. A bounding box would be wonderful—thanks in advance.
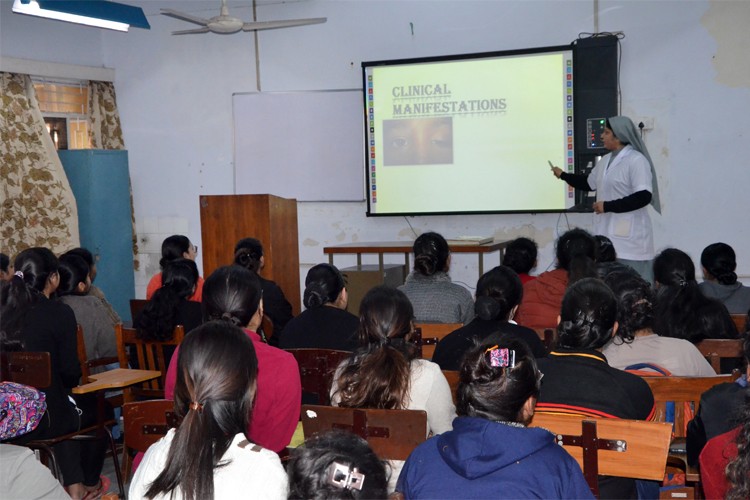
[233,90,365,201]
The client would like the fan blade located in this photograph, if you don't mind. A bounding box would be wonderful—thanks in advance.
[172,27,212,35]
[241,17,326,32]
[161,9,210,26]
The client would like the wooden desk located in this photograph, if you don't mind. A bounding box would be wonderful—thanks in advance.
[324,240,510,277]
[72,368,161,394]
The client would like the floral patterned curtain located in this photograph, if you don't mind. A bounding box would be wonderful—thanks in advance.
[87,81,125,149]
[87,80,139,267]
[0,72,80,257]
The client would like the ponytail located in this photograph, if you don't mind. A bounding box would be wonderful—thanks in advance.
[145,321,258,500]
[0,248,59,350]
[332,286,416,410]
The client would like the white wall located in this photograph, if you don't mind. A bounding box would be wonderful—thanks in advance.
[3,0,749,300]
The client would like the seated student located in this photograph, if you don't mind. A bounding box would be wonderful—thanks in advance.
[0,393,70,500]
[135,259,203,367]
[331,286,456,492]
[398,231,474,324]
[602,272,715,376]
[234,237,293,344]
[699,242,750,314]
[397,340,592,499]
[516,228,597,329]
[0,252,12,280]
[699,393,750,500]
[687,331,749,466]
[653,248,737,343]
[502,237,539,284]
[278,263,358,351]
[595,235,640,280]
[146,235,203,302]
[0,248,110,499]
[433,266,546,371]
[287,430,388,500]
[130,321,287,500]
[63,247,121,324]
[536,278,655,499]
[164,265,301,454]
[502,237,538,284]
[57,254,118,364]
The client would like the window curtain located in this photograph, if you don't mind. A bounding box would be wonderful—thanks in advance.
[87,80,139,267]
[0,72,80,258]
[87,81,124,150]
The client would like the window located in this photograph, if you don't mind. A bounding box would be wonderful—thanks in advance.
[33,79,91,150]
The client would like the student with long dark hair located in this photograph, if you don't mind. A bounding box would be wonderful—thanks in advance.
[136,259,202,365]
[57,254,118,363]
[653,248,737,343]
[397,339,592,499]
[516,228,597,328]
[699,242,750,314]
[279,263,358,351]
[234,237,293,344]
[602,272,714,376]
[536,278,654,499]
[503,237,538,284]
[398,231,474,324]
[146,235,203,301]
[64,247,120,324]
[287,430,388,500]
[331,286,456,491]
[0,248,108,499]
[163,265,301,454]
[129,321,287,499]
[433,266,546,371]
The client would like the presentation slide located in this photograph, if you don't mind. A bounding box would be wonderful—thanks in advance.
[364,49,575,216]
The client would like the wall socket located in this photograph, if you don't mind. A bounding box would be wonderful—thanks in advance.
[635,117,655,130]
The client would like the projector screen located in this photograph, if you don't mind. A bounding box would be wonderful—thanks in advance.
[363,46,576,216]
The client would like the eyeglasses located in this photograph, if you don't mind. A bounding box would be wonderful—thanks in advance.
[191,245,198,255]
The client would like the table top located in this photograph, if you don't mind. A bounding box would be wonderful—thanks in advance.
[72,368,161,394]
[324,240,509,254]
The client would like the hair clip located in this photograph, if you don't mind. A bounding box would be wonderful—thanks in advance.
[189,402,204,413]
[486,345,515,368]
[14,271,23,279]
[327,462,365,491]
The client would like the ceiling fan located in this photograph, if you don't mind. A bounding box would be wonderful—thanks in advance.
[161,0,326,35]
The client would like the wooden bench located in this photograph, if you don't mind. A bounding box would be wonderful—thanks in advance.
[301,404,427,461]
[530,413,672,498]
[641,374,736,497]
[415,322,461,360]
[285,348,351,406]
[696,339,745,374]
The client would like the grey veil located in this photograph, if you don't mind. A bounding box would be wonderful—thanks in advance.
[608,116,661,214]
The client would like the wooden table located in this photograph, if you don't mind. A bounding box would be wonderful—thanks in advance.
[324,240,510,277]
[72,368,161,394]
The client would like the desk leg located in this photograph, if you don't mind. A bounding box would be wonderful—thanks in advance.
[478,254,484,277]
[328,254,333,265]
[378,254,384,275]
[404,253,410,273]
